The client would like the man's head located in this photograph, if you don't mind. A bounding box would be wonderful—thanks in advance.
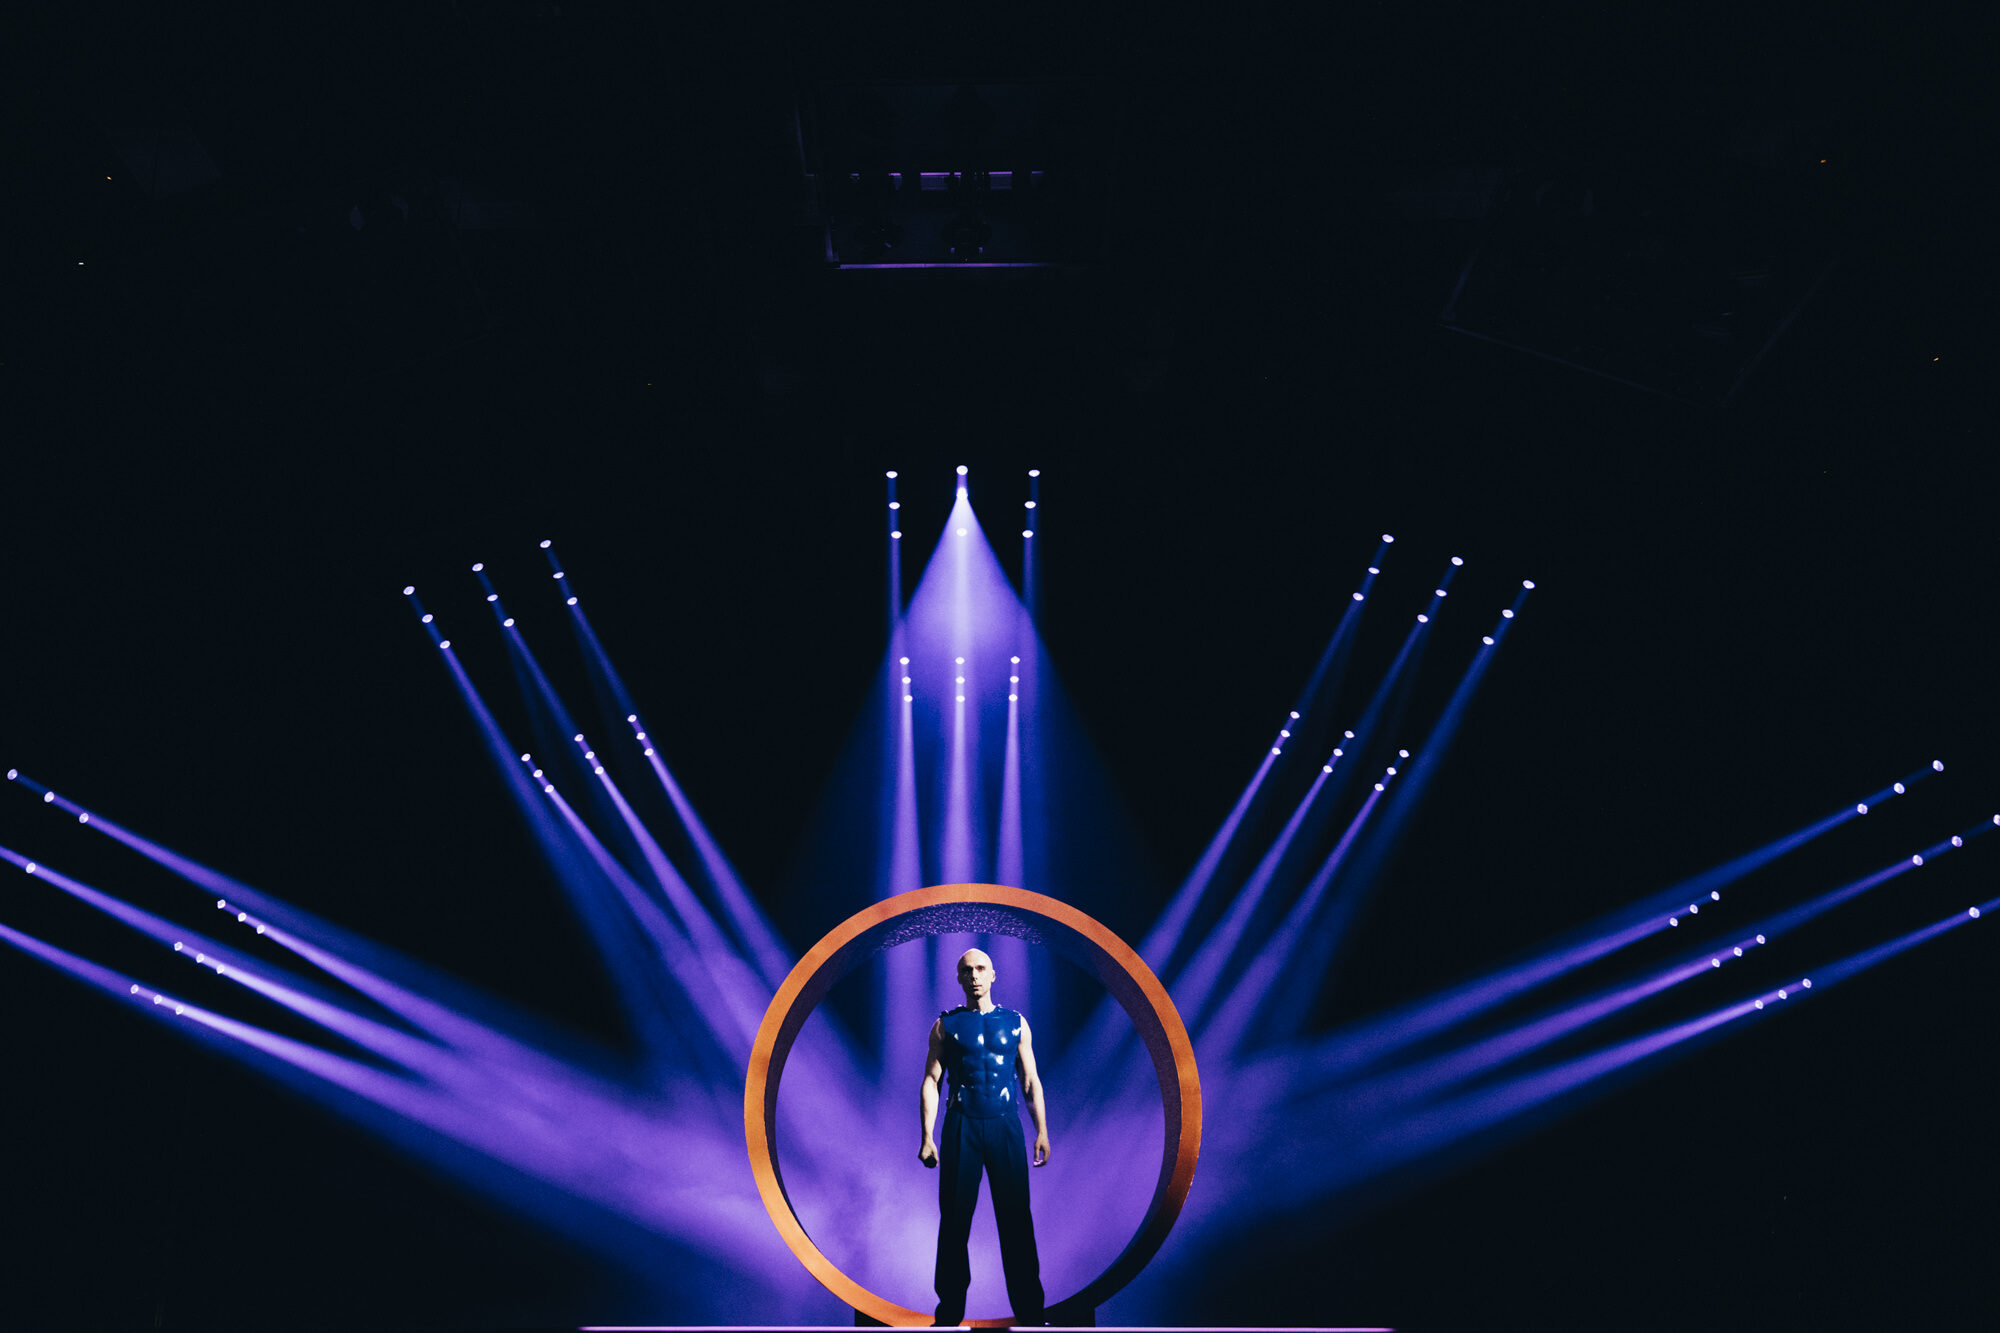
[956,949,995,1008]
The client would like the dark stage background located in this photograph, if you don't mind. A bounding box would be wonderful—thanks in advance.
[5,2,1995,1328]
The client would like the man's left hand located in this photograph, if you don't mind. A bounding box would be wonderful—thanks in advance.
[1032,1132,1050,1167]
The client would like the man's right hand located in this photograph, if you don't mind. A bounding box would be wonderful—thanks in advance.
[919,1140,938,1168]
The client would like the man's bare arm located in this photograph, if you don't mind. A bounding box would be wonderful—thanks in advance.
[1016,1018,1051,1166]
[918,1018,944,1167]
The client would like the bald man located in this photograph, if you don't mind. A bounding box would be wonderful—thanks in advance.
[919,948,1049,1327]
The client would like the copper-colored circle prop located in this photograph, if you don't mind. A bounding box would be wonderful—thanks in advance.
[744,884,1202,1328]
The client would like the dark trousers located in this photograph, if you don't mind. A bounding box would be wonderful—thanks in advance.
[934,1107,1044,1326]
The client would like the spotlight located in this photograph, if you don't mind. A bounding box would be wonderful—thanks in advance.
[955,658,965,665]
[1434,589,1447,597]
[1972,908,1982,919]
[905,695,913,703]
[1323,765,1333,774]
[1733,947,1743,956]
[627,714,637,723]
[1933,760,1944,771]
[900,658,910,665]
[42,792,53,804]
[23,863,34,874]
[486,594,498,602]
[1386,766,1398,776]
[503,618,514,627]
[644,749,655,757]
[957,465,969,476]
[472,562,484,572]
[1374,783,1385,791]
[439,639,451,649]
[1894,782,1906,795]
[1711,959,1720,967]
[1280,730,1291,739]
[1028,469,1040,477]
[1368,567,1380,575]
[566,597,578,606]
[1669,917,1679,926]
[1953,836,1964,848]
[573,734,584,742]
[1383,534,1395,543]
[3,770,12,780]
[520,753,531,762]
[892,531,903,539]
[1272,748,1282,756]
[957,696,965,703]
[533,770,543,779]
[1913,855,1924,866]
[1483,636,1495,645]
[1523,580,1536,589]
[422,614,433,623]
[1009,676,1019,683]
[1755,1000,1764,1010]
[1009,694,1018,702]
[903,676,912,684]
[1711,891,1721,901]
[1345,731,1355,739]
[1023,530,1034,538]
[402,585,414,595]
[1802,979,1812,988]
[1398,749,1409,758]
[1417,614,1429,623]
[1502,609,1515,619]
[554,572,565,580]
[890,502,901,510]
[1332,748,1344,757]
[886,470,898,479]
[540,539,552,548]
[1690,904,1699,914]
[1857,803,1869,814]
[1451,556,1464,566]
[1756,934,1766,943]
[958,528,968,536]
[1025,501,1037,509]
[78,814,87,824]
[1289,711,1300,719]
[1353,593,1365,602]
[956,677,965,685]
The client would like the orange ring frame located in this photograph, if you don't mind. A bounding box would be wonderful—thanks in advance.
[743,884,1202,1327]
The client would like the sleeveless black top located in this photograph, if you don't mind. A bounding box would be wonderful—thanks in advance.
[938,1005,1025,1119]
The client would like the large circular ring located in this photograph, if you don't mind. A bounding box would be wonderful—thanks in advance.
[744,883,1202,1327]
